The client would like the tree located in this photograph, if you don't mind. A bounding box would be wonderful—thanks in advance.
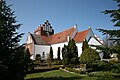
[62,39,79,65]
[97,0,120,59]
[49,46,53,61]
[57,47,61,60]
[0,0,28,80]
[97,0,120,38]
[82,39,89,51]
[80,47,100,66]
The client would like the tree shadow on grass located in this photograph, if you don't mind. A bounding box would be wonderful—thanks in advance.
[26,76,82,80]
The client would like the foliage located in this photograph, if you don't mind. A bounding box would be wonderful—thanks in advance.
[112,45,120,59]
[52,59,62,65]
[57,47,61,60]
[97,0,120,37]
[49,46,53,62]
[62,39,79,65]
[88,71,120,80]
[82,39,89,51]
[80,48,100,67]
[34,54,41,65]
[93,45,112,59]
[96,0,120,59]
[0,0,30,80]
[65,67,86,74]
[25,70,120,80]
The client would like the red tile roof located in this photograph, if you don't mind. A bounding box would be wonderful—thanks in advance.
[32,27,90,44]
[49,27,75,44]
[30,26,103,45]
[74,29,89,42]
[39,27,76,44]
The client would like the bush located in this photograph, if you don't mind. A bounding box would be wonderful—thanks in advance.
[80,48,100,68]
[52,60,62,65]
[111,63,120,73]
[65,67,86,74]
[91,60,112,71]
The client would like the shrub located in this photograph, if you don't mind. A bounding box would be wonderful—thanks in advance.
[91,60,112,71]
[52,60,62,65]
[65,67,86,74]
[80,47,100,68]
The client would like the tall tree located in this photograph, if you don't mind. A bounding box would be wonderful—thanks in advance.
[97,0,120,59]
[82,39,89,51]
[62,39,79,65]
[49,46,53,61]
[97,0,120,38]
[0,0,27,80]
[57,47,61,60]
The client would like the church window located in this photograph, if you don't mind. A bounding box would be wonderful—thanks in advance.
[42,52,45,58]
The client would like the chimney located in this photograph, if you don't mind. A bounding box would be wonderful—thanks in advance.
[73,24,77,28]
[67,36,70,42]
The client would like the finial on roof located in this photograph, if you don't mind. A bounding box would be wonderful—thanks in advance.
[73,24,77,28]
[89,26,91,28]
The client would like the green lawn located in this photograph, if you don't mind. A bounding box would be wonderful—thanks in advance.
[25,70,120,80]
[25,70,84,80]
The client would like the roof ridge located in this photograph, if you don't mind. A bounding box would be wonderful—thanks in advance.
[52,27,75,36]
[74,29,89,42]
[77,29,89,33]
[93,35,103,45]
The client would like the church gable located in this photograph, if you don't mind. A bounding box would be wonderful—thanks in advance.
[26,32,33,44]
[34,20,54,36]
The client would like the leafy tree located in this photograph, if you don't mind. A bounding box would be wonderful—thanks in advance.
[0,0,29,80]
[62,39,79,65]
[57,47,61,60]
[49,46,53,61]
[80,47,100,66]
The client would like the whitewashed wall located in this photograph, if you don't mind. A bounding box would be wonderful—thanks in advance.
[51,42,68,59]
[88,37,102,45]
[86,28,94,41]
[34,45,50,60]
[26,33,33,44]
[76,43,83,57]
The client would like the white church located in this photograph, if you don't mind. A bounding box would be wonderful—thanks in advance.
[26,20,103,60]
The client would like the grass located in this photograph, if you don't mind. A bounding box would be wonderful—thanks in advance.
[25,70,120,80]
[25,70,83,80]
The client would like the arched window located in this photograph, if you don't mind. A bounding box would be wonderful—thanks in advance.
[42,52,45,58]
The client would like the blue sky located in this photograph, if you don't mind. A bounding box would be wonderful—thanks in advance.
[6,0,117,44]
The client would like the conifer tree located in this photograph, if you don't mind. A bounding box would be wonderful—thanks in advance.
[49,46,53,61]
[82,39,89,51]
[97,0,120,59]
[0,0,27,80]
[97,0,120,38]
[62,39,79,65]
[57,47,61,60]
